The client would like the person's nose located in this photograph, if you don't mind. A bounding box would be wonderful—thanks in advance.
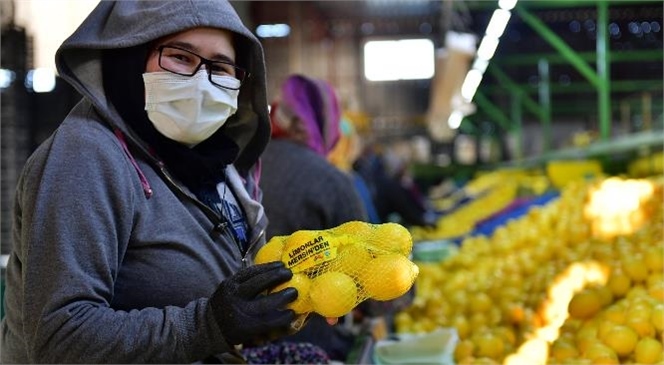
[198,61,211,75]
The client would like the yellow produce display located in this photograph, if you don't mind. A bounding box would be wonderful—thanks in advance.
[412,179,518,241]
[413,169,551,242]
[546,159,604,189]
[254,221,420,319]
[628,151,663,178]
[395,176,663,365]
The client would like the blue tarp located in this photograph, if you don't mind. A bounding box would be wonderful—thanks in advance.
[470,191,560,238]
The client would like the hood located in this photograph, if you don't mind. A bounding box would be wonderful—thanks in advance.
[269,74,341,157]
[55,0,270,172]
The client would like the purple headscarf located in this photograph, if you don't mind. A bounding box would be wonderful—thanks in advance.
[270,74,341,156]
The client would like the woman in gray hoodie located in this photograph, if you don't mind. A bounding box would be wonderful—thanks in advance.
[1,1,301,363]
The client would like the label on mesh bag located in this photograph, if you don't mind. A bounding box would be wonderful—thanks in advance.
[283,234,339,272]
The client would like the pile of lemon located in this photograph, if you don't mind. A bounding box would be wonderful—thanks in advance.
[395,177,663,364]
[628,151,663,178]
[412,169,550,242]
[254,221,419,318]
[412,182,518,241]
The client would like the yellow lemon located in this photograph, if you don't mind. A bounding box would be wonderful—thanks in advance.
[493,326,516,347]
[469,312,488,333]
[282,230,321,256]
[569,289,603,320]
[551,338,579,362]
[254,236,286,264]
[473,331,505,360]
[651,303,664,333]
[607,271,632,298]
[369,222,413,255]
[451,315,471,340]
[595,285,614,307]
[647,272,663,289]
[334,221,376,238]
[583,342,618,363]
[330,233,355,247]
[394,311,413,333]
[623,256,649,283]
[626,315,656,338]
[309,271,357,317]
[576,336,601,357]
[575,320,599,350]
[336,244,373,278]
[634,337,663,364]
[454,339,475,362]
[602,325,638,357]
[597,320,618,342]
[470,292,493,313]
[644,247,664,273]
[603,307,626,325]
[648,282,664,301]
[360,254,419,301]
[501,302,526,324]
[272,273,313,314]
[588,354,619,365]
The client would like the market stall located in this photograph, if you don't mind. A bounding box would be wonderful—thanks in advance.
[360,151,663,365]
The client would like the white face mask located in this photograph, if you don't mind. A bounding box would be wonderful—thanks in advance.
[142,70,240,147]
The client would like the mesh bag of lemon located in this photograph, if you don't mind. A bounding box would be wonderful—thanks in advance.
[254,221,419,328]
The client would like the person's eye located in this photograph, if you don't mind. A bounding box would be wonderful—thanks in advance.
[169,52,193,64]
[210,63,236,77]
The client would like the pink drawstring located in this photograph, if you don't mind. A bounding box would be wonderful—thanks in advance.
[114,128,153,199]
[252,159,262,200]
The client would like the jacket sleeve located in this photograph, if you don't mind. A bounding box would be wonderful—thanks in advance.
[14,117,230,363]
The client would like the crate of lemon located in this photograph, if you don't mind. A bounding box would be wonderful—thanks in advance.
[254,221,419,319]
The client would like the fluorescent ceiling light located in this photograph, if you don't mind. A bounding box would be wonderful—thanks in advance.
[476,35,500,61]
[460,69,483,102]
[485,9,512,39]
[471,58,490,74]
[448,110,464,129]
[445,31,477,54]
[256,24,291,38]
[364,38,434,81]
[0,69,15,89]
[26,68,56,93]
[498,0,518,11]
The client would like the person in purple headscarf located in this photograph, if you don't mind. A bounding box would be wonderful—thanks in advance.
[257,74,368,361]
[270,74,342,156]
[260,74,367,239]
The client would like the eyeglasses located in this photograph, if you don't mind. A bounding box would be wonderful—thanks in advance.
[156,45,249,90]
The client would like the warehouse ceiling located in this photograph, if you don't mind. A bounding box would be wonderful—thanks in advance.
[303,1,662,69]
[250,0,662,130]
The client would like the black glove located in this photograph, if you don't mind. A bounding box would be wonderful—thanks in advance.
[209,261,298,346]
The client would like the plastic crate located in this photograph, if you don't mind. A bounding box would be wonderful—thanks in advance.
[412,240,459,262]
[373,328,459,365]
[546,159,603,189]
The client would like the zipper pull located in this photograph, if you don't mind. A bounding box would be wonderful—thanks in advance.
[213,222,228,234]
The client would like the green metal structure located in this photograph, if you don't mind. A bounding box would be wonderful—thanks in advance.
[463,0,662,168]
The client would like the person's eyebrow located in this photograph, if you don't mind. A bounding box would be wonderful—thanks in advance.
[165,40,236,64]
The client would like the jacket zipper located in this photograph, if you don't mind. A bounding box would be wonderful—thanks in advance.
[156,162,245,256]
[115,128,248,257]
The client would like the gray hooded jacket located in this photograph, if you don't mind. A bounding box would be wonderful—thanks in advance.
[1,1,271,363]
